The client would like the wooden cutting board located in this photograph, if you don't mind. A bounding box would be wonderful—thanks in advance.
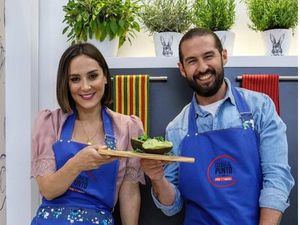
[98,149,195,163]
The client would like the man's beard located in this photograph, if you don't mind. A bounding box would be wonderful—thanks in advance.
[186,67,224,97]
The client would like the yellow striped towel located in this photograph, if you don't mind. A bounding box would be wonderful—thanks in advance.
[113,74,150,134]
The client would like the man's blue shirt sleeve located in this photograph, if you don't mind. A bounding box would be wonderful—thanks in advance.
[150,81,294,215]
[255,93,294,212]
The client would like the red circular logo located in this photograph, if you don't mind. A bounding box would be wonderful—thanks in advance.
[207,154,237,188]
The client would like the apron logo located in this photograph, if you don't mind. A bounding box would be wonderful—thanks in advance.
[71,175,89,192]
[207,154,237,188]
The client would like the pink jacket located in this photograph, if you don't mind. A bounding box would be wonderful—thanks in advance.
[31,108,145,201]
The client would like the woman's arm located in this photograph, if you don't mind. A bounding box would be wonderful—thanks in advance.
[112,113,143,224]
[36,156,80,200]
[37,145,114,200]
[119,180,140,225]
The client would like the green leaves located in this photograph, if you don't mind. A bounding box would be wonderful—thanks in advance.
[110,18,118,35]
[244,0,298,31]
[137,134,149,141]
[137,134,165,142]
[139,0,193,34]
[62,0,141,47]
[154,136,165,142]
[193,0,236,31]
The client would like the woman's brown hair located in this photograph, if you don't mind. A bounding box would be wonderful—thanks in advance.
[56,43,112,113]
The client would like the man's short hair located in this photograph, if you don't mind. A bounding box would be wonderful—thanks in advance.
[179,28,223,64]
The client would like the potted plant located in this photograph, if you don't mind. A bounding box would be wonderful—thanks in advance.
[193,0,236,55]
[62,0,141,57]
[139,0,193,57]
[244,0,298,56]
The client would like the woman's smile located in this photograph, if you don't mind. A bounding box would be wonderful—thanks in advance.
[68,54,107,112]
[79,92,96,100]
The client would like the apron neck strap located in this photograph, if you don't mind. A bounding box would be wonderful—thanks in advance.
[60,113,76,141]
[188,87,254,133]
[188,101,198,134]
[231,87,254,123]
[231,87,250,114]
[102,107,116,149]
[59,107,116,149]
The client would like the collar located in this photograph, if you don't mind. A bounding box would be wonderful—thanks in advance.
[192,78,237,118]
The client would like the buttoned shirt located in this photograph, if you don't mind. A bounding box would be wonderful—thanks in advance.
[152,78,294,216]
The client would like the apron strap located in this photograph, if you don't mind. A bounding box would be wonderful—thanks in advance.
[231,87,254,129]
[187,86,255,134]
[59,108,116,149]
[187,100,198,134]
[231,86,251,114]
[102,107,117,150]
[60,113,76,141]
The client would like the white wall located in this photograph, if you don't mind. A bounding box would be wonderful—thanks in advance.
[0,0,5,223]
[5,0,39,224]
[39,0,69,110]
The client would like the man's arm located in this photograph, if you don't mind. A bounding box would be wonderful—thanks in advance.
[259,208,282,225]
[256,95,294,220]
[140,160,175,205]
[140,159,183,216]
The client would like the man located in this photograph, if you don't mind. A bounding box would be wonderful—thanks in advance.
[141,28,294,225]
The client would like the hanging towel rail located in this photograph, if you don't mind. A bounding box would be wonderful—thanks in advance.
[236,75,298,81]
[112,76,168,81]
[149,76,168,81]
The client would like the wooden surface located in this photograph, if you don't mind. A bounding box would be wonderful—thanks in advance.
[98,149,195,163]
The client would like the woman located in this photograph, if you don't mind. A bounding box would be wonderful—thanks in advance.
[31,43,144,225]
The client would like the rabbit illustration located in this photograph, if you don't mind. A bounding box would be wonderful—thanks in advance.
[270,33,285,56]
[160,35,173,57]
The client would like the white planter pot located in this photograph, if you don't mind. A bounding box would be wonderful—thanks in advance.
[214,31,235,56]
[88,37,119,57]
[262,29,292,56]
[153,32,183,57]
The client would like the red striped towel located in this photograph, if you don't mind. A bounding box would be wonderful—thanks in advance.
[241,74,280,115]
[113,75,150,134]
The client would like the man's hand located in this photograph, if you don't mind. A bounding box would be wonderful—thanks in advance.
[140,159,175,206]
[140,159,165,181]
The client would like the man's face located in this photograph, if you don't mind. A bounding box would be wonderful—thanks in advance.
[178,35,228,97]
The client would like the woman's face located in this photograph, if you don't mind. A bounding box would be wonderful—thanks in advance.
[68,54,107,112]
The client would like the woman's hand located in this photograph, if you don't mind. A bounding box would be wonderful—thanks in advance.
[72,145,116,172]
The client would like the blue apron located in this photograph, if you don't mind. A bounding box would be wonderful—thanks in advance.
[178,87,262,225]
[31,107,119,225]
